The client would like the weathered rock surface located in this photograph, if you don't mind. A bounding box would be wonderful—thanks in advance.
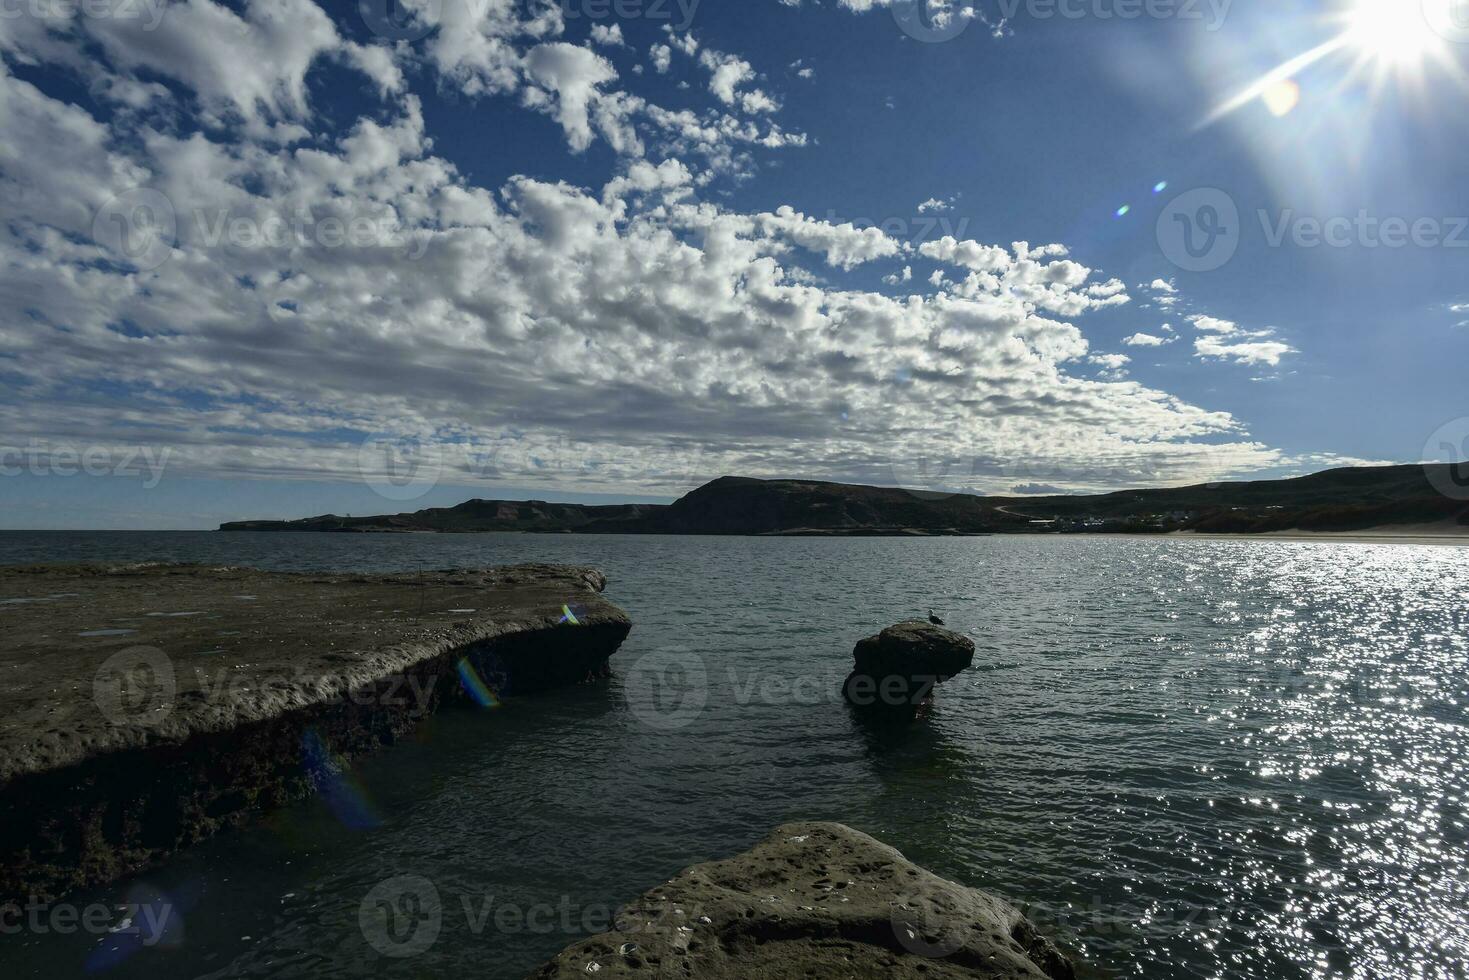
[843,620,976,719]
[0,562,630,901]
[528,821,1075,979]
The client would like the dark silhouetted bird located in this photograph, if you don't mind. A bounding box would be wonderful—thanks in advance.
[928,610,945,626]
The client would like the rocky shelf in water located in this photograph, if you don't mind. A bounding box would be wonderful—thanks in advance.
[0,562,631,903]
[529,821,1076,979]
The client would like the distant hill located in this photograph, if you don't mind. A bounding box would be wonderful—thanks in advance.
[219,499,661,534]
[219,464,1469,536]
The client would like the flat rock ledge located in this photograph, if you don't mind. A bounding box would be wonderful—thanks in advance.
[0,562,630,902]
[843,620,976,720]
[530,821,1075,979]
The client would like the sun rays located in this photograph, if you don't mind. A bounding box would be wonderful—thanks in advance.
[1202,0,1467,127]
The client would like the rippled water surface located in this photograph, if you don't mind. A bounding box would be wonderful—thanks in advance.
[1,531,1466,979]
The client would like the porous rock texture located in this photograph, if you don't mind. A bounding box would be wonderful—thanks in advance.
[529,821,1075,979]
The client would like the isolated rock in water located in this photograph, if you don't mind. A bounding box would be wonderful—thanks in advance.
[843,620,975,716]
[527,821,1075,979]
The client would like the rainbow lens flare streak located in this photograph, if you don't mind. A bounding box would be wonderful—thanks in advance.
[456,657,502,709]
[84,883,185,972]
[301,728,382,830]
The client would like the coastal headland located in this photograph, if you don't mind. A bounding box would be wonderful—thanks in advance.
[0,563,630,903]
[220,464,1469,538]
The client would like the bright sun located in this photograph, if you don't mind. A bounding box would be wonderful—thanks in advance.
[1346,0,1446,66]
[1204,0,1464,126]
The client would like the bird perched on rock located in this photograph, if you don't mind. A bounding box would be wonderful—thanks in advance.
[928,610,945,626]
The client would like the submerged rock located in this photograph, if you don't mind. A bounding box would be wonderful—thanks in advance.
[842,620,975,719]
[528,821,1075,979]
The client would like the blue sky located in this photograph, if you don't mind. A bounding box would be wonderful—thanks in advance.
[2,0,1467,528]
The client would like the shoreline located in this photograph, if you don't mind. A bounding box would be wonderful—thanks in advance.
[1167,525,1469,546]
[9,526,1469,544]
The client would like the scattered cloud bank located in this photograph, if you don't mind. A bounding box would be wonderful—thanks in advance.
[1188,315,1296,367]
[0,0,1303,497]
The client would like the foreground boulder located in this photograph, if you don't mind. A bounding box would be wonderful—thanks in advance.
[528,821,1075,979]
[842,620,975,719]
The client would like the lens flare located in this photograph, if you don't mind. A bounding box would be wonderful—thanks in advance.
[1262,78,1301,117]
[456,656,502,708]
[302,728,382,829]
[1201,0,1463,129]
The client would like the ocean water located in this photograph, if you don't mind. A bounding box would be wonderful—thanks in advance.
[0,531,1466,979]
